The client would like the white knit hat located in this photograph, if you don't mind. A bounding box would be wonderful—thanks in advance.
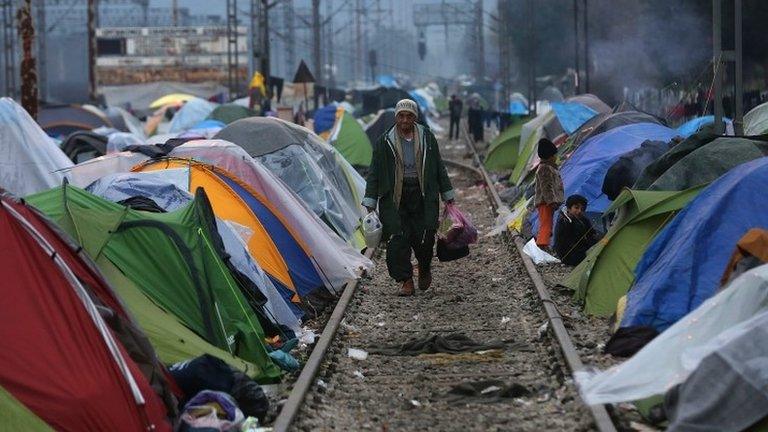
[395,99,418,117]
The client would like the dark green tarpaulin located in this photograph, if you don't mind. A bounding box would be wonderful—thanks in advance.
[27,185,281,382]
[645,136,768,191]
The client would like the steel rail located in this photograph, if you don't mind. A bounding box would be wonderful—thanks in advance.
[460,127,617,432]
[272,247,375,432]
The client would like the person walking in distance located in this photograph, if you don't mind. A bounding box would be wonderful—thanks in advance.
[448,94,463,140]
[362,99,456,296]
[534,138,564,249]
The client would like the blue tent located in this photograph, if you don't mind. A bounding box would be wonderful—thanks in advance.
[551,102,598,134]
[377,75,398,88]
[217,173,326,300]
[313,104,338,135]
[408,91,430,114]
[530,123,677,241]
[676,115,732,138]
[621,157,768,331]
[191,119,226,130]
[509,101,528,115]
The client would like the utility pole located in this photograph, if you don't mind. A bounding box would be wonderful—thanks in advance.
[226,0,240,99]
[583,0,589,93]
[172,0,178,26]
[87,0,97,102]
[497,0,510,110]
[325,0,335,88]
[355,0,362,84]
[283,0,295,76]
[2,1,16,99]
[18,0,36,117]
[311,0,322,87]
[475,0,485,79]
[36,0,45,102]
[248,0,257,80]
[527,0,536,116]
[573,0,579,93]
[712,0,743,134]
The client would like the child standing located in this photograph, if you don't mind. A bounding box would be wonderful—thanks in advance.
[554,194,598,265]
[534,138,564,248]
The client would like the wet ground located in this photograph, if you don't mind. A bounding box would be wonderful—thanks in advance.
[288,135,596,431]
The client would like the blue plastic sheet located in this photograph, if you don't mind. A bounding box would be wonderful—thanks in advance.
[377,75,398,88]
[551,102,598,134]
[621,157,768,331]
[509,101,528,115]
[408,91,430,114]
[676,115,731,138]
[313,104,338,134]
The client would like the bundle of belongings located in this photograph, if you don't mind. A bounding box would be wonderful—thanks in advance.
[437,204,478,262]
[170,354,270,431]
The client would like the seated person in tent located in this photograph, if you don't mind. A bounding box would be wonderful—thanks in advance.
[554,194,598,266]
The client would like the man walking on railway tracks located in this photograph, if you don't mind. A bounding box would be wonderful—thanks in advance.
[362,99,456,296]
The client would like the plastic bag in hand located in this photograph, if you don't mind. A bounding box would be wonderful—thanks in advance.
[362,210,383,248]
[437,203,478,249]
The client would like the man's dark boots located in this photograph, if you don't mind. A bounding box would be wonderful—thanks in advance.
[399,279,415,296]
[418,267,432,291]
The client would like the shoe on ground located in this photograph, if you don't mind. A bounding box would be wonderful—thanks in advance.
[398,278,415,296]
[418,268,432,291]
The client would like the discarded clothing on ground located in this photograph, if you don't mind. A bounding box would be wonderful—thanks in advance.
[443,380,530,405]
[604,326,658,357]
[179,390,244,431]
[368,333,508,356]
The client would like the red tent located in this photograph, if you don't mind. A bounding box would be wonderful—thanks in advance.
[0,191,173,431]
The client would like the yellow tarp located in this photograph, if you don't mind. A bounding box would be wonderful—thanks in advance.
[148,93,196,109]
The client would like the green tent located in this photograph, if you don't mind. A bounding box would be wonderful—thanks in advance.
[646,136,768,191]
[27,185,282,382]
[99,259,263,375]
[0,386,53,431]
[510,111,555,186]
[329,111,373,167]
[744,101,768,135]
[562,187,703,316]
[484,120,524,171]
[633,131,718,190]
[208,104,257,125]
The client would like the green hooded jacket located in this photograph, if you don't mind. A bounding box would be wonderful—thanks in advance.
[362,123,455,237]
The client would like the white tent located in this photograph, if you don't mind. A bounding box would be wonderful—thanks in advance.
[577,264,768,405]
[0,98,73,196]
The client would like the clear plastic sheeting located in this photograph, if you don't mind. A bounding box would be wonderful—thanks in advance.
[172,140,373,289]
[258,144,361,240]
[665,308,768,431]
[576,264,768,405]
[106,131,145,154]
[217,220,303,334]
[63,151,150,188]
[61,139,372,290]
[85,170,193,211]
[0,97,73,196]
[301,136,365,220]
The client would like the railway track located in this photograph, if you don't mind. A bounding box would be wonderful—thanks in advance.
[269,128,618,432]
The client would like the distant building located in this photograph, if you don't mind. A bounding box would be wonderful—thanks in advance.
[1,0,230,103]
[96,26,248,87]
